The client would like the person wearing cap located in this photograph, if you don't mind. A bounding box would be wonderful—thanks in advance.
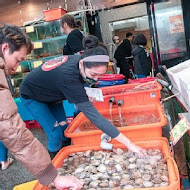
[20,35,146,159]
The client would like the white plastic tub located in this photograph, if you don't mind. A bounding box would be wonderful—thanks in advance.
[166,59,190,92]
[179,70,190,106]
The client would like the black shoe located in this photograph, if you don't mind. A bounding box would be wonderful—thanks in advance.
[48,150,59,160]
[62,138,71,148]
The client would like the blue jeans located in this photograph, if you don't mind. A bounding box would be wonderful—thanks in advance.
[135,74,147,79]
[0,141,8,162]
[20,96,68,152]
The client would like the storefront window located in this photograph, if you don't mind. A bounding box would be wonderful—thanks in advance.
[154,0,186,61]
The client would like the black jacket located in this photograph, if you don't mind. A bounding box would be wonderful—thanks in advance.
[132,46,151,76]
[63,29,84,55]
[114,39,132,59]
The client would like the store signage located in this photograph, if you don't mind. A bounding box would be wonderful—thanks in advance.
[16,65,22,73]
[33,60,43,68]
[25,26,34,33]
[170,118,190,145]
[169,14,184,34]
[33,42,43,49]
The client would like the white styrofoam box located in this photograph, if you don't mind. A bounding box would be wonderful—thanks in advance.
[179,69,190,107]
[166,59,190,92]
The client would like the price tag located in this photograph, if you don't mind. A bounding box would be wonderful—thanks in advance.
[170,118,190,145]
[26,26,34,33]
[16,65,22,73]
[33,42,43,49]
[33,60,43,68]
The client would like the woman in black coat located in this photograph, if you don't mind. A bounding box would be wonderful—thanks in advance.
[132,33,151,78]
[61,14,84,55]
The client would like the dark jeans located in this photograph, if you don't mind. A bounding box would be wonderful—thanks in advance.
[20,96,67,152]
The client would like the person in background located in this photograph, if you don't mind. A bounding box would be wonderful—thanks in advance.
[132,33,151,78]
[0,23,83,190]
[61,14,85,119]
[109,35,120,62]
[61,14,84,55]
[20,35,146,161]
[114,32,133,79]
[0,141,14,170]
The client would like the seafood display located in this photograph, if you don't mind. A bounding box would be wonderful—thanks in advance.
[51,148,169,190]
[103,82,158,96]
[78,114,160,132]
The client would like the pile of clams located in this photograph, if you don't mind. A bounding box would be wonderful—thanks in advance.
[51,148,169,190]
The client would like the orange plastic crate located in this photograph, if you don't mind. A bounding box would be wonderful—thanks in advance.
[128,77,157,84]
[65,103,167,145]
[43,8,66,22]
[33,137,180,190]
[93,81,162,110]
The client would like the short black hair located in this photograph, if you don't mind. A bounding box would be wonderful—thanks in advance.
[133,33,147,46]
[126,32,133,38]
[0,23,33,57]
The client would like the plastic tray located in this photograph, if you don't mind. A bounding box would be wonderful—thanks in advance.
[33,137,180,190]
[94,81,162,110]
[65,103,167,145]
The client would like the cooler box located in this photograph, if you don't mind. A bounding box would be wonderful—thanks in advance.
[65,103,167,145]
[33,137,180,190]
